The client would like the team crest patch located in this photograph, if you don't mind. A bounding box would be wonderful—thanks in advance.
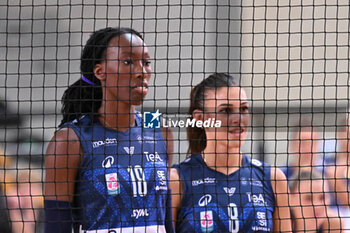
[105,173,120,195]
[200,210,214,232]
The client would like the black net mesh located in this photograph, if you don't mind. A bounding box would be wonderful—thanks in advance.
[1,1,349,232]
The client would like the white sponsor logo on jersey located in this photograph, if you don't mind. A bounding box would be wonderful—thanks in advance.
[198,194,212,207]
[256,211,268,227]
[192,177,216,186]
[247,193,266,204]
[223,187,236,196]
[252,180,263,187]
[241,177,247,185]
[136,135,155,144]
[102,156,114,168]
[84,225,166,233]
[145,151,163,162]
[251,159,262,167]
[157,170,167,185]
[144,136,156,144]
[155,186,168,191]
[131,208,149,219]
[241,178,263,187]
[155,170,167,191]
[123,146,135,155]
[92,138,117,148]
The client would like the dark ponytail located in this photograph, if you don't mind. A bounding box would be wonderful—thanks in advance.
[59,27,143,127]
[187,73,240,155]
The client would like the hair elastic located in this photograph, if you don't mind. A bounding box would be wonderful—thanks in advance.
[81,75,97,86]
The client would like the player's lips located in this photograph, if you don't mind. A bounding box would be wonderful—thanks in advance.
[131,82,148,88]
[131,83,149,95]
[228,127,245,135]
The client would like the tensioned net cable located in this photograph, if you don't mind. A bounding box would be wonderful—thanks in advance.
[0,1,349,232]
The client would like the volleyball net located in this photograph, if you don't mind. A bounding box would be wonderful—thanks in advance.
[1,1,349,232]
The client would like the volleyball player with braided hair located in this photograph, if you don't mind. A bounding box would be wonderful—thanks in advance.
[170,73,292,232]
[44,27,173,233]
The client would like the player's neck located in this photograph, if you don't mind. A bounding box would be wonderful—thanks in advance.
[98,104,136,131]
[203,144,242,175]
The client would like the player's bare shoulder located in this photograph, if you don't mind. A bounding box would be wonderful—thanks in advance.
[46,127,82,157]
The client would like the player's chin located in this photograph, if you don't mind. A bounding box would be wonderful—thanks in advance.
[227,139,244,148]
[130,99,144,106]
[228,132,247,142]
[130,95,146,106]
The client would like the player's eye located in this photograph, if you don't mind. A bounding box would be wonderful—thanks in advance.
[123,59,133,65]
[240,105,249,113]
[144,60,151,66]
[219,108,231,114]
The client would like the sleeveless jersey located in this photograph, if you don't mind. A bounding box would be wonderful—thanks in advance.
[173,154,275,233]
[64,112,169,233]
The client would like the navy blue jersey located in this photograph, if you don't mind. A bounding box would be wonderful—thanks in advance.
[173,154,275,233]
[63,112,169,232]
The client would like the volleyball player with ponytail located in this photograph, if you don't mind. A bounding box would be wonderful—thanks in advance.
[44,27,173,233]
[170,73,292,232]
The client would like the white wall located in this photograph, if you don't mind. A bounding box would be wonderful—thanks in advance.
[1,1,348,166]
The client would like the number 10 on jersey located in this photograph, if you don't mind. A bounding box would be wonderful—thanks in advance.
[128,165,147,197]
[228,203,239,233]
